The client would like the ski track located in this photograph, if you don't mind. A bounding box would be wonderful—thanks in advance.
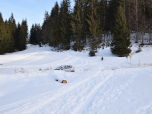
[0,52,39,63]
[22,51,50,65]
[1,53,71,69]
[25,55,79,68]
[2,70,101,114]
[0,54,95,114]
[72,70,116,114]
[76,58,88,67]
[39,55,72,67]
[2,69,117,114]
[84,69,138,113]
[0,55,77,111]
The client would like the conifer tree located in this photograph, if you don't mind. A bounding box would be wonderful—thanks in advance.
[30,24,42,45]
[83,0,92,39]
[19,20,28,50]
[110,5,131,56]
[49,2,60,48]
[8,13,16,52]
[15,20,28,51]
[5,20,14,53]
[71,0,84,51]
[30,24,36,44]
[35,24,42,46]
[77,0,88,44]
[98,0,106,31]
[59,0,71,49]
[86,0,102,51]
[41,11,49,44]
[0,13,7,54]
[15,23,21,50]
[107,0,123,32]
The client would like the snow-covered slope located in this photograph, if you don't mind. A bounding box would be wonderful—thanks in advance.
[0,44,152,114]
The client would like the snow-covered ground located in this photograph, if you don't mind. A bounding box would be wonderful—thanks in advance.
[0,44,152,114]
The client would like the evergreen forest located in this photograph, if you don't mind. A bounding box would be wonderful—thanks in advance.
[0,0,152,56]
[0,13,28,54]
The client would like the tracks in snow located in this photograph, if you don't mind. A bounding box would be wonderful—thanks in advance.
[84,70,138,113]
[1,50,149,114]
[1,69,117,114]
[72,70,116,114]
[0,69,108,114]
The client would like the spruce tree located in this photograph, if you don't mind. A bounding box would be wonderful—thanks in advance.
[71,0,84,51]
[86,0,102,51]
[110,5,131,56]
[30,24,36,44]
[9,13,16,51]
[15,23,21,50]
[59,0,71,50]
[5,20,14,53]
[0,13,7,54]
[35,24,42,46]
[19,20,28,50]
[49,2,60,48]
[7,14,16,52]
[41,11,49,44]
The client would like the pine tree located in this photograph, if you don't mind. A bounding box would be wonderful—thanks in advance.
[77,0,88,44]
[30,24,36,44]
[49,2,60,48]
[15,23,21,50]
[41,11,49,44]
[19,20,28,50]
[15,20,28,51]
[83,0,92,40]
[0,13,7,54]
[71,0,84,51]
[59,0,71,50]
[106,0,123,32]
[110,5,131,57]
[8,13,16,52]
[86,0,102,51]
[5,20,14,53]
[35,24,42,46]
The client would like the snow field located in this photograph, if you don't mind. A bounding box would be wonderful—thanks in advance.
[0,44,152,114]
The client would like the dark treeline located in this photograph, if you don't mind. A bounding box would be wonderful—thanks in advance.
[30,0,72,50]
[1,0,151,55]
[0,13,28,54]
[30,0,152,52]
